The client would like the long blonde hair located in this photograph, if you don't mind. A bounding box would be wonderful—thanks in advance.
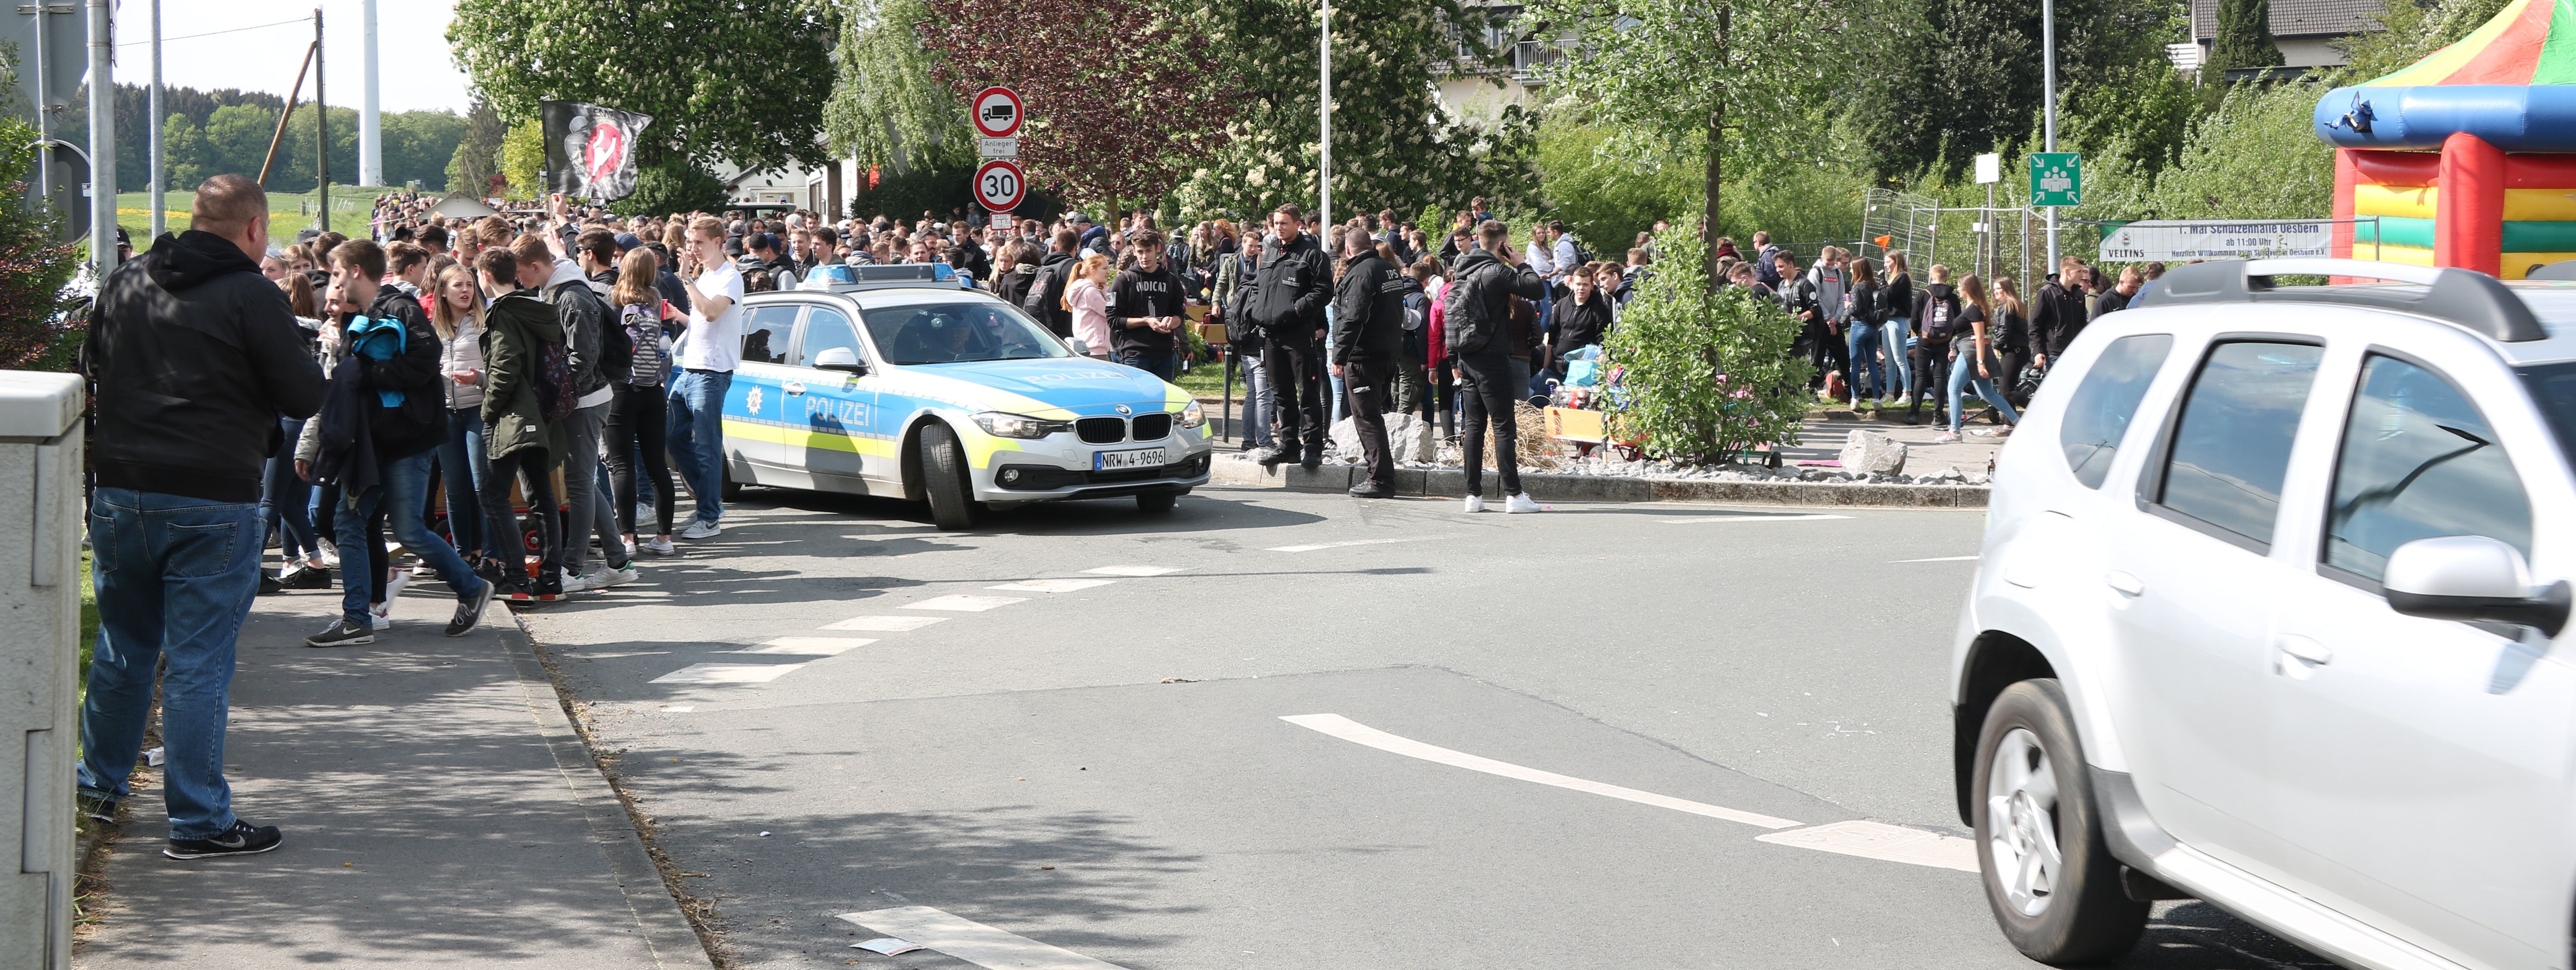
[611,248,659,309]
[430,264,481,340]
[1060,254,1110,310]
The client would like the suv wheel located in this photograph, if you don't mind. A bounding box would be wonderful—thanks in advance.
[1974,679,2148,964]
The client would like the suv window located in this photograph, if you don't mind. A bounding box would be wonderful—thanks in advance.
[741,304,800,365]
[2153,341,2324,549]
[793,306,864,368]
[2060,334,2174,488]
[2324,355,2532,583]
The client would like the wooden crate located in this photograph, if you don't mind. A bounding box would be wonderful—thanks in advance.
[1543,406,1606,443]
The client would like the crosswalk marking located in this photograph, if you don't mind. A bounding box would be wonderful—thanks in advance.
[1281,713,1803,829]
[733,637,876,656]
[985,578,1115,594]
[822,615,950,632]
[1754,819,1979,872]
[651,664,806,685]
[835,906,1131,970]
[1081,565,1184,576]
[1893,555,1980,563]
[1660,514,1853,524]
[903,594,1027,612]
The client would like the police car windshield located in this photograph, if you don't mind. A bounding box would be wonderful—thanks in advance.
[861,303,1072,365]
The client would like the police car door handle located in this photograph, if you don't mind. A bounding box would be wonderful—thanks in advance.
[2105,571,2144,597]
[783,382,806,396]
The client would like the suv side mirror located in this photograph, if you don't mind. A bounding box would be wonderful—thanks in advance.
[811,346,867,376]
[2384,536,2571,636]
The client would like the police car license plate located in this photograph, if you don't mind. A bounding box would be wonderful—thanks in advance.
[1094,448,1161,471]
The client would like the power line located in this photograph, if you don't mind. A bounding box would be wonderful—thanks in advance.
[116,17,308,46]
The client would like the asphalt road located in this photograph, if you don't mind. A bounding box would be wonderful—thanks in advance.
[522,484,2331,970]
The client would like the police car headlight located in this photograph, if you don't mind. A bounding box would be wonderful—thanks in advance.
[972,411,1069,439]
[1178,400,1206,429]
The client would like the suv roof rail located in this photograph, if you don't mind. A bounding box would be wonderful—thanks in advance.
[2133,258,2547,343]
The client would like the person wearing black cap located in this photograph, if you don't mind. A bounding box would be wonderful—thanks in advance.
[744,233,799,289]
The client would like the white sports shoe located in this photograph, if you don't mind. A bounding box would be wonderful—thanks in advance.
[1505,493,1543,514]
[560,570,603,594]
[376,569,412,620]
[679,518,722,540]
[640,537,677,556]
[595,565,640,589]
[1462,494,1486,513]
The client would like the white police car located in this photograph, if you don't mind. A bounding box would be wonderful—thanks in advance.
[1951,259,2575,968]
[717,264,1213,529]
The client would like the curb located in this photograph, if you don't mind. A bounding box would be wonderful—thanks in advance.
[1209,454,1987,508]
[494,622,722,969]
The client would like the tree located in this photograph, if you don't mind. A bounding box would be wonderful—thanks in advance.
[449,99,507,196]
[823,0,972,177]
[911,0,1246,210]
[1603,224,1808,462]
[2208,0,2285,78]
[1536,118,1698,255]
[0,118,83,371]
[500,119,545,198]
[449,0,840,172]
[614,162,728,216]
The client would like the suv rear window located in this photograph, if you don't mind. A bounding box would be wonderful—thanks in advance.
[2059,334,2173,488]
[2152,341,2324,549]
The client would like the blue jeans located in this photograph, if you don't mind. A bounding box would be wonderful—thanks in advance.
[1881,318,1914,396]
[431,408,492,559]
[666,368,732,525]
[1844,318,1883,403]
[78,488,265,839]
[1118,347,1178,382]
[259,416,318,561]
[1240,349,1276,449]
[1947,350,2023,433]
[334,451,487,624]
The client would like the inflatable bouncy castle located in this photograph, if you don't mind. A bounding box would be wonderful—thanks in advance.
[2315,0,2576,279]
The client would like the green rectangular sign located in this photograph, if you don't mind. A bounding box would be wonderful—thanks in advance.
[2031,153,2081,207]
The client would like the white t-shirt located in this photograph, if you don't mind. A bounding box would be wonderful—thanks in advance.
[674,259,747,372]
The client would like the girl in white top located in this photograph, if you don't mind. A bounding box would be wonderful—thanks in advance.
[1063,254,1112,359]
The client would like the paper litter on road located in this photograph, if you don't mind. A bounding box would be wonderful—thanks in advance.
[854,937,925,954]
[143,746,164,767]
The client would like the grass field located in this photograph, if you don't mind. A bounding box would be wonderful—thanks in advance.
[116,185,399,252]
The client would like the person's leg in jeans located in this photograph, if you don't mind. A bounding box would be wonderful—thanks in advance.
[310,482,339,561]
[1882,319,1914,401]
[332,488,383,627]
[1844,318,1881,405]
[1967,370,2022,427]
[606,384,639,541]
[77,488,266,839]
[589,461,625,567]
[1241,346,1275,450]
[1460,360,1490,497]
[260,418,318,567]
[483,447,561,593]
[1345,358,1394,489]
[667,369,732,527]
[632,388,676,540]
[435,409,487,560]
[560,400,609,577]
[377,452,488,601]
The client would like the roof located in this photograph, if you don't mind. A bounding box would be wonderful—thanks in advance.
[2314,0,2576,151]
[426,196,499,219]
[2193,0,2383,42]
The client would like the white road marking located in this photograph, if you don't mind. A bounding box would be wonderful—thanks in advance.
[650,664,806,685]
[1082,565,1185,576]
[986,578,1116,594]
[1280,713,1802,829]
[903,594,1028,612]
[1755,819,1979,872]
[658,706,694,713]
[835,906,1130,970]
[1660,514,1853,524]
[1264,537,1439,553]
[823,615,950,632]
[1893,555,1980,563]
[734,637,876,656]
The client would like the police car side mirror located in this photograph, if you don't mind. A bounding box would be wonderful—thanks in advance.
[2384,536,2570,636]
[1069,338,1091,357]
[811,346,867,376]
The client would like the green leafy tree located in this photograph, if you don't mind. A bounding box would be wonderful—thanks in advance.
[200,104,280,180]
[499,119,545,199]
[614,161,728,216]
[1603,224,1809,463]
[823,0,972,177]
[449,0,840,171]
[1535,118,1698,255]
[161,114,210,189]
[448,99,507,195]
[2208,0,2284,78]
[0,118,84,370]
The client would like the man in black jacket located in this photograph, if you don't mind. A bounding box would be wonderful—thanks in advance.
[1444,220,1551,512]
[1331,233,1407,497]
[1106,230,1188,379]
[78,175,324,860]
[2031,258,2090,369]
[1024,229,1079,337]
[1243,205,1334,469]
[304,239,496,648]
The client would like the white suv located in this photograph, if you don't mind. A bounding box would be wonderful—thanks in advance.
[1952,259,2576,969]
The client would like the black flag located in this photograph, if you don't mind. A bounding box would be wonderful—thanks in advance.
[541,100,653,201]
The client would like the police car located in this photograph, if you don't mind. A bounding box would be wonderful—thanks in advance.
[717,264,1214,529]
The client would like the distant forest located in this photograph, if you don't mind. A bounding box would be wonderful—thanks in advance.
[58,83,467,192]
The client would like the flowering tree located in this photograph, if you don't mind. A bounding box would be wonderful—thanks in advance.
[913,0,1247,210]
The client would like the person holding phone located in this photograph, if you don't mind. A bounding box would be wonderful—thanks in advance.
[665,215,744,540]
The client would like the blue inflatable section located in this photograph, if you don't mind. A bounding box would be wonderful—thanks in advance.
[2314,85,2576,152]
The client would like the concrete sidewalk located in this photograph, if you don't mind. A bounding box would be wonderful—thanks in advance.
[75,584,711,969]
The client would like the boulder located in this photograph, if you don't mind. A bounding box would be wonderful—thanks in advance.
[1838,430,1909,476]
[1328,412,1437,463]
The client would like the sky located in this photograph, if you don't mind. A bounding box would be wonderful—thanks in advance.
[120,0,473,115]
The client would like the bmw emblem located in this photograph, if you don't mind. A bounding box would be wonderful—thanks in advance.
[1114,404,1133,415]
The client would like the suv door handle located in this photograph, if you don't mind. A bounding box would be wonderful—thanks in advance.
[783,381,806,396]
[2105,571,2145,597]
[2277,635,2333,666]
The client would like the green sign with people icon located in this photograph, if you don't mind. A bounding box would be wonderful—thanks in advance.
[2030,152,2081,207]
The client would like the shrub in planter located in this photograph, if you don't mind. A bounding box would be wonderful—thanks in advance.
[1602,224,1809,464]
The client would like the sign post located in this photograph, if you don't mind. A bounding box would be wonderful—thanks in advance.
[971,86,1024,224]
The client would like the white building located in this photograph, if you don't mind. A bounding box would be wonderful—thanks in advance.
[2190,0,2383,81]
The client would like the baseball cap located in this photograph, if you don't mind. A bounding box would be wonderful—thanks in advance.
[614,232,642,252]
[294,227,320,243]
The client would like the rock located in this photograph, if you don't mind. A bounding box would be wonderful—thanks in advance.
[1838,430,1909,476]
[1327,412,1438,464]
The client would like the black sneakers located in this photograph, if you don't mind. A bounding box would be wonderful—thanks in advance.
[447,579,496,637]
[75,792,117,824]
[258,572,285,595]
[163,819,283,860]
[1254,446,1294,470]
[279,564,332,590]
[1349,481,1395,499]
[304,618,374,648]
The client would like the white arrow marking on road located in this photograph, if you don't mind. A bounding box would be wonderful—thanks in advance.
[823,615,950,631]
[1082,564,1185,576]
[904,594,1028,612]
[734,637,877,655]
[1893,555,1980,563]
[1659,514,1853,524]
[651,664,805,685]
[835,906,1131,970]
[1264,537,1440,553]
[1280,714,1802,829]
[986,578,1116,594]
[1754,819,1978,872]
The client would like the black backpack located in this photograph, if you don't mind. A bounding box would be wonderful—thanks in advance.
[1921,291,1961,344]
[1441,263,1501,355]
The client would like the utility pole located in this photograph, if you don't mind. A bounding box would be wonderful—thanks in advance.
[314,7,328,234]
[1317,0,1331,235]
[2042,0,2058,277]
[358,0,381,188]
[85,0,113,276]
[149,0,163,240]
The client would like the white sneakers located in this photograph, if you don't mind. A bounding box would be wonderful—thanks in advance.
[1463,494,1486,513]
[1464,493,1544,513]
[679,519,722,540]
[370,570,413,624]
[639,536,677,556]
[561,564,641,594]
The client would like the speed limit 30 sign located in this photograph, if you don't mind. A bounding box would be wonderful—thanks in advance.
[974,159,1027,211]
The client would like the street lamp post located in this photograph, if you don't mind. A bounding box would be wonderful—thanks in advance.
[2042,0,2057,276]
[1318,0,1331,233]
[85,0,113,276]
[149,0,163,241]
